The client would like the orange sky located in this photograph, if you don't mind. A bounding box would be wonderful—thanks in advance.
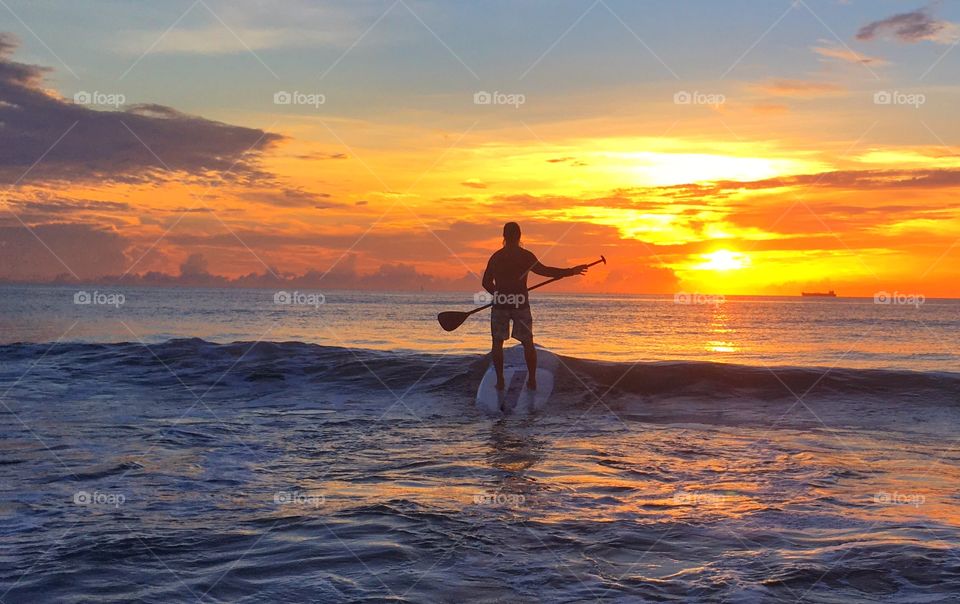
[1,1,959,296]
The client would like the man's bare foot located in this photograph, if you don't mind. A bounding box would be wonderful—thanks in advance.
[495,378,505,390]
[526,379,537,390]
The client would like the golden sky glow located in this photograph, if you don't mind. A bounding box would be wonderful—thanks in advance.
[1,1,960,296]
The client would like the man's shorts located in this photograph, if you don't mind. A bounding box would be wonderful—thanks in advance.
[491,306,533,343]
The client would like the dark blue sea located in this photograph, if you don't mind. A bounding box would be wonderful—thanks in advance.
[1,286,959,602]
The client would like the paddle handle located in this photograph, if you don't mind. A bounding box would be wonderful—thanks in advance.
[464,302,492,317]
[526,255,606,294]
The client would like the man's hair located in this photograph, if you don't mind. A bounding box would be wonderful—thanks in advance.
[503,222,521,245]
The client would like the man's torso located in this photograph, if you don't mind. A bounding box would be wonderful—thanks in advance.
[488,247,537,309]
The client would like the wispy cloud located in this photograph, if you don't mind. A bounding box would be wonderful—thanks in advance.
[752,79,845,97]
[812,42,888,65]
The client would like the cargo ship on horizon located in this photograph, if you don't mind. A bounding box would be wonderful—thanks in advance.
[801,290,837,297]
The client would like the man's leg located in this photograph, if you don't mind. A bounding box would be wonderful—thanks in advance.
[513,308,537,389]
[490,308,509,390]
[492,337,505,390]
[521,339,537,390]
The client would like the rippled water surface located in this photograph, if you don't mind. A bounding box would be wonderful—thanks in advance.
[1,287,959,602]
[1,285,957,370]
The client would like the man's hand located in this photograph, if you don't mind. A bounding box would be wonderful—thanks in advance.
[567,264,589,276]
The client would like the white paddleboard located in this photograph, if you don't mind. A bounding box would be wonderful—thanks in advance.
[476,344,557,415]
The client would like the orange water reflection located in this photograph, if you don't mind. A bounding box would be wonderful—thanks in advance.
[253,413,960,531]
[705,303,740,354]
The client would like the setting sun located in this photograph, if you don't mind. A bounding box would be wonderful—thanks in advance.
[695,250,751,272]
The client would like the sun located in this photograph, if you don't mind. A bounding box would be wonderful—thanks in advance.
[695,250,750,271]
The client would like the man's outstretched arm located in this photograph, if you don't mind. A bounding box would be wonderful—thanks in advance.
[531,259,589,278]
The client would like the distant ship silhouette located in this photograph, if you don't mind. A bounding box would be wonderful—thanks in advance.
[801,290,836,297]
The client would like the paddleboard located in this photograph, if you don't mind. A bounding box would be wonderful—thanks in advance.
[476,344,557,415]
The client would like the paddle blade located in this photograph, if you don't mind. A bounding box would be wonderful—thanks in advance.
[438,311,469,332]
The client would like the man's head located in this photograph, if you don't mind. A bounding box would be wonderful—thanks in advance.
[503,222,521,246]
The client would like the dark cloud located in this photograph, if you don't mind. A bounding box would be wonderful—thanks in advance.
[726,200,954,236]
[293,152,347,160]
[856,6,957,44]
[179,252,210,277]
[744,168,960,190]
[546,156,588,166]
[493,192,716,212]
[8,198,132,215]
[162,207,226,214]
[0,33,283,185]
[238,187,337,208]
[639,168,960,196]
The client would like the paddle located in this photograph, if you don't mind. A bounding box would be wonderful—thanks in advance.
[437,255,607,332]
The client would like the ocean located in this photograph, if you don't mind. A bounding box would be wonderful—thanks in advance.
[1,285,959,602]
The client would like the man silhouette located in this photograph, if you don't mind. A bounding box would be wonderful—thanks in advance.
[482,222,588,391]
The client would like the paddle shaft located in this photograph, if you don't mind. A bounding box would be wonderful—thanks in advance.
[461,255,606,318]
